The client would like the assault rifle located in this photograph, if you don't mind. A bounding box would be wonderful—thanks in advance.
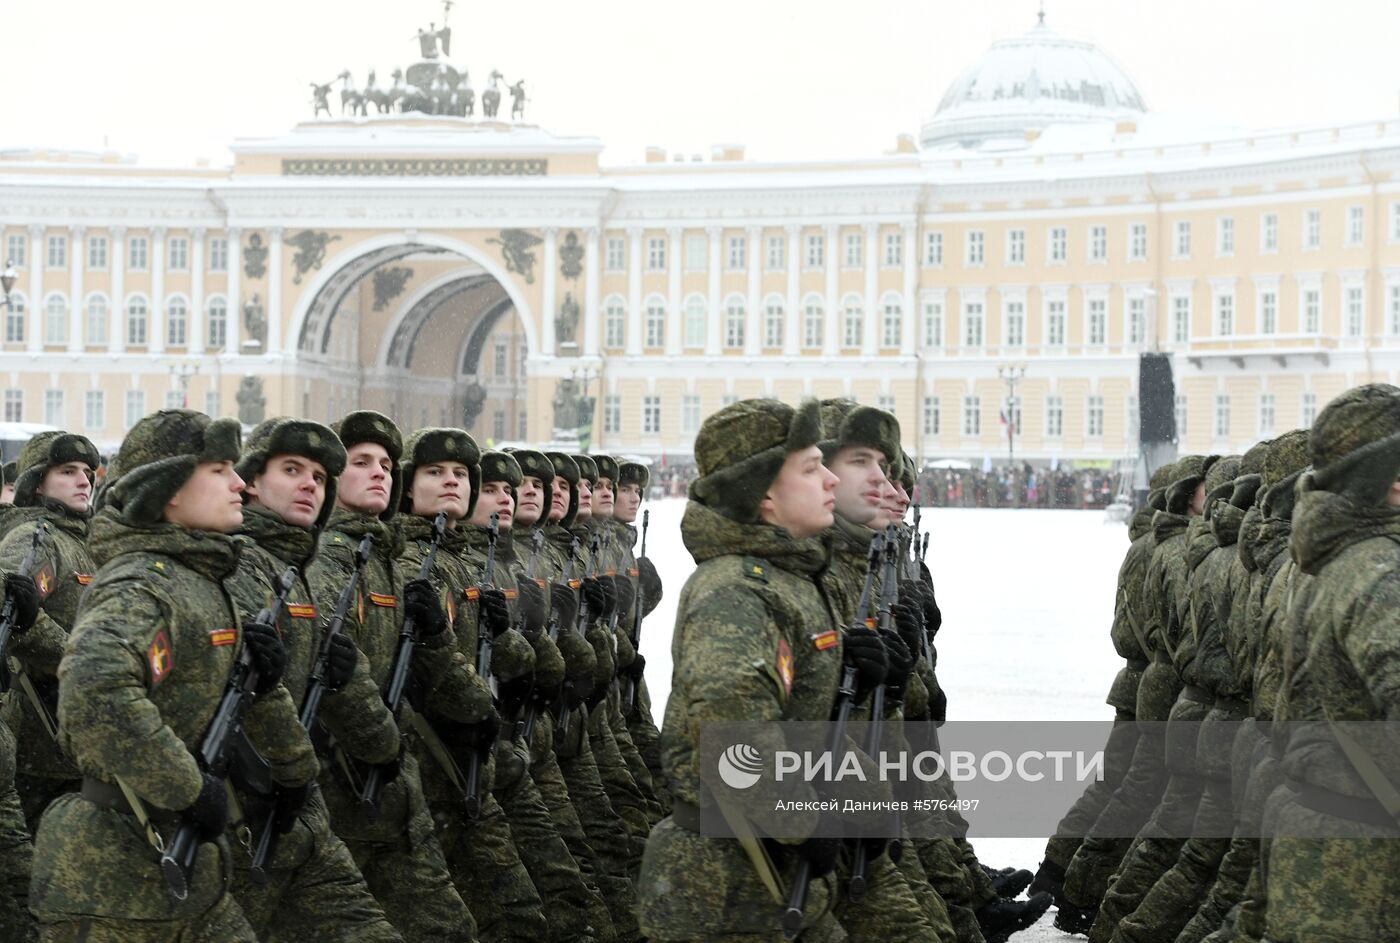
[623,509,649,710]
[358,512,448,816]
[0,523,48,694]
[518,537,577,745]
[511,529,547,745]
[783,534,883,939]
[248,535,372,883]
[462,511,499,820]
[161,565,298,900]
[555,532,601,739]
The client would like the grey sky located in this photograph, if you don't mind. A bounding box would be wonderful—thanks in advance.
[4,0,1399,167]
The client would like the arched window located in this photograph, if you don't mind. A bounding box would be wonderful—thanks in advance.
[43,293,67,346]
[603,294,626,349]
[881,292,902,348]
[802,293,824,349]
[683,294,706,348]
[842,293,863,348]
[763,294,785,348]
[85,293,109,346]
[207,296,228,350]
[644,294,666,348]
[724,294,746,349]
[5,292,26,344]
[126,294,149,346]
[167,296,188,347]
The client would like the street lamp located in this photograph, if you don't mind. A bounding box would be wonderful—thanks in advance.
[996,362,1027,467]
[170,363,200,409]
[1,260,18,309]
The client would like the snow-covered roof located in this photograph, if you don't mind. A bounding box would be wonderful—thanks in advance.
[921,14,1147,152]
[231,117,603,157]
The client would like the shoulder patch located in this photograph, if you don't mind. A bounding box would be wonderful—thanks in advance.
[209,628,237,647]
[776,639,795,695]
[812,630,840,651]
[502,588,518,601]
[330,534,346,545]
[464,587,481,601]
[33,563,55,600]
[742,557,769,583]
[369,592,397,608]
[148,631,173,686]
[74,573,94,586]
[287,604,317,620]
[628,567,640,578]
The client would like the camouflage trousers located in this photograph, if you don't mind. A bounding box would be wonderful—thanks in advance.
[438,788,549,943]
[832,850,947,942]
[598,697,665,833]
[914,837,986,943]
[893,842,958,943]
[625,680,668,816]
[0,741,35,943]
[577,706,649,869]
[37,894,256,943]
[1044,709,1140,872]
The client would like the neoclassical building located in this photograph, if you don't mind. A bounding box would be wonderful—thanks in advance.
[3,14,1400,461]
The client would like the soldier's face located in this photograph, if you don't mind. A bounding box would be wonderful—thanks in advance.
[0,483,12,505]
[247,454,327,529]
[828,447,892,528]
[884,480,911,520]
[1390,472,1400,508]
[614,484,641,524]
[470,480,514,530]
[37,461,93,513]
[515,475,545,526]
[166,460,245,533]
[760,446,838,539]
[409,462,471,521]
[338,443,392,516]
[548,475,571,522]
[575,479,594,522]
[1189,481,1207,517]
[591,476,614,518]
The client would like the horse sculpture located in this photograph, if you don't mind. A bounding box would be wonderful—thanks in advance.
[481,70,502,118]
[337,70,368,116]
[364,69,394,114]
[453,69,475,117]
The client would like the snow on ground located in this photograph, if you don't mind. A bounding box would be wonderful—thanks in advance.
[636,500,1130,940]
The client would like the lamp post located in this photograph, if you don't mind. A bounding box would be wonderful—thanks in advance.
[170,363,200,409]
[996,362,1026,467]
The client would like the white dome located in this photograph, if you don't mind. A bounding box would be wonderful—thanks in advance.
[920,15,1147,151]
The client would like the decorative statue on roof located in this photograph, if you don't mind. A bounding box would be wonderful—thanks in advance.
[482,71,502,118]
[509,79,528,121]
[310,81,333,118]
[242,293,266,350]
[556,292,579,346]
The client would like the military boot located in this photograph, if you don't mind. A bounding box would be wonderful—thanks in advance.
[977,892,1052,943]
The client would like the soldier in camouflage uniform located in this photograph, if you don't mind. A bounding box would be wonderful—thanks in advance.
[32,410,317,941]
[396,428,548,943]
[638,397,862,941]
[225,418,404,941]
[308,411,477,941]
[0,431,101,828]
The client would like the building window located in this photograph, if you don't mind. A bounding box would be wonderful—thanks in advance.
[6,234,25,267]
[44,294,67,345]
[641,396,661,435]
[604,297,625,349]
[842,295,862,347]
[764,297,785,348]
[88,235,108,269]
[965,231,984,266]
[1045,299,1066,346]
[1215,291,1235,336]
[724,296,746,348]
[962,300,984,347]
[165,390,184,411]
[802,296,823,348]
[603,394,621,434]
[1045,395,1063,438]
[1217,217,1235,256]
[877,395,896,417]
[806,234,824,269]
[5,295,24,344]
[1261,214,1278,252]
[492,340,507,376]
[1128,296,1145,345]
[1086,396,1104,437]
[43,389,63,426]
[209,237,228,271]
[123,390,146,430]
[881,296,901,348]
[1006,229,1025,265]
[168,237,188,271]
[86,294,108,345]
[923,231,942,266]
[922,297,943,347]
[962,396,981,436]
[129,236,149,270]
[207,298,227,350]
[84,390,104,430]
[1346,285,1364,336]
[1174,220,1191,258]
[765,236,785,270]
[681,395,701,434]
[1048,227,1067,263]
[1303,288,1321,333]
[492,410,505,440]
[1393,203,1400,241]
[1004,299,1025,346]
[1087,298,1107,345]
[1301,392,1317,427]
[684,234,706,271]
[846,233,864,268]
[726,236,745,270]
[1126,395,1139,443]
[1259,393,1275,436]
[1347,206,1365,246]
[646,237,666,271]
[1129,223,1148,260]
[1171,295,1191,343]
[1303,209,1321,249]
[1390,284,1400,335]
[1175,394,1188,439]
[684,295,706,348]
[1260,291,1277,334]
[204,390,220,418]
[923,396,939,436]
[605,237,625,271]
[1089,225,1107,262]
[3,390,21,422]
[645,297,666,348]
[883,233,903,267]
[167,298,188,346]
[721,394,738,408]
[47,235,66,269]
[1214,394,1230,439]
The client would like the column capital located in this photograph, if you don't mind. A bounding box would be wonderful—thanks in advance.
[901,220,919,236]
[543,225,559,239]
[745,224,763,238]
[784,223,802,237]
[27,224,44,237]
[706,225,725,239]
[626,225,645,240]
[226,226,243,240]
[666,226,683,240]
[68,224,87,238]
[585,226,601,241]
[151,225,167,240]
[268,225,284,239]
[110,225,128,239]
[823,222,841,237]
[862,221,881,236]
[191,226,208,240]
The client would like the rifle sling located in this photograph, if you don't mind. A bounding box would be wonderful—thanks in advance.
[408,711,469,797]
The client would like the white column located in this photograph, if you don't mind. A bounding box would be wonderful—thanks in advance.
[148,227,167,354]
[26,225,43,353]
[189,227,206,354]
[862,222,879,357]
[901,221,918,356]
[583,227,600,357]
[541,227,557,356]
[744,226,762,356]
[625,227,643,357]
[665,227,682,356]
[267,227,283,355]
[67,225,85,353]
[784,224,801,356]
[108,226,126,354]
[705,226,723,356]
[823,224,840,356]
[226,228,243,353]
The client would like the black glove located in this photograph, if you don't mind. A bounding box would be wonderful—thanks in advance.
[516,579,546,635]
[622,652,646,683]
[187,772,229,841]
[580,578,607,619]
[498,676,534,718]
[480,588,512,638]
[549,583,578,627]
[273,782,310,835]
[893,599,925,665]
[917,565,943,637]
[404,579,447,639]
[930,686,948,724]
[794,835,843,880]
[612,576,636,620]
[881,630,915,703]
[598,576,619,620]
[842,626,887,701]
[324,633,358,692]
[530,679,562,710]
[859,835,889,862]
[471,709,501,750]
[564,672,594,710]
[242,620,287,696]
[3,573,39,634]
